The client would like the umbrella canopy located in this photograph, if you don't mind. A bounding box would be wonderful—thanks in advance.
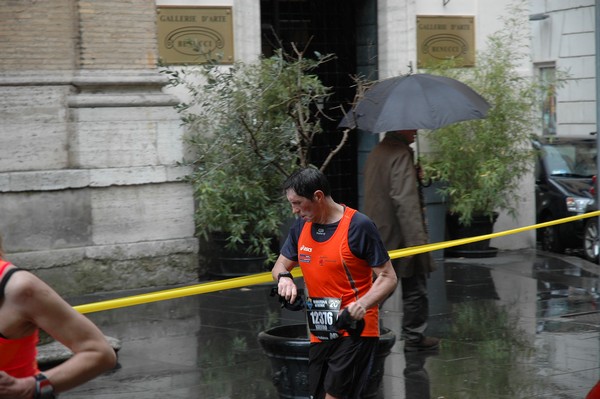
[338,73,491,133]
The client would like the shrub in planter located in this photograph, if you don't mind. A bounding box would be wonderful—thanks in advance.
[163,45,349,269]
[420,1,559,228]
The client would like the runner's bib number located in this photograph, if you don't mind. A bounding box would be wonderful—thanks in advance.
[305,297,342,340]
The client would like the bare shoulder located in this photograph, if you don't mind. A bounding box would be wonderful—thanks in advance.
[4,268,56,305]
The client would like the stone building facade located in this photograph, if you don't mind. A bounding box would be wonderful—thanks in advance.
[530,0,596,137]
[0,0,198,295]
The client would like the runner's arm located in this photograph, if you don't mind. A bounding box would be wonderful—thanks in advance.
[4,271,116,396]
[346,260,397,320]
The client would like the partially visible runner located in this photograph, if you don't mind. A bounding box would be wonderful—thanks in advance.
[272,167,398,399]
[0,233,116,399]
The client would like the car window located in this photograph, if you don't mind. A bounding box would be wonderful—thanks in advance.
[542,142,597,177]
[543,146,572,174]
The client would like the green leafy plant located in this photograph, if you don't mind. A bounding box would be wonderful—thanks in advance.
[420,1,558,226]
[163,44,348,262]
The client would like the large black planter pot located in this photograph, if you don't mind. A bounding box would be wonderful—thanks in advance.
[258,324,396,399]
[423,181,447,261]
[446,212,499,258]
[205,232,268,278]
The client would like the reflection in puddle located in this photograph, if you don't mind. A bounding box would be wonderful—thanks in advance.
[429,299,543,398]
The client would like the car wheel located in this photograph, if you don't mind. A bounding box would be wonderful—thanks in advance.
[540,222,565,253]
[583,218,599,263]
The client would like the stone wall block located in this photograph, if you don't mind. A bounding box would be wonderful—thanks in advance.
[91,183,194,246]
[157,119,186,165]
[32,254,198,297]
[0,86,71,123]
[84,238,198,261]
[0,85,71,172]
[0,124,69,172]
[9,248,87,270]
[0,189,93,252]
[71,120,164,168]
[70,104,184,169]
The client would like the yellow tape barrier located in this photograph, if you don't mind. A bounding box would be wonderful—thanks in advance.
[74,210,600,315]
[389,209,600,259]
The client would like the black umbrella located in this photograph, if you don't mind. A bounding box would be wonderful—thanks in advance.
[338,73,491,133]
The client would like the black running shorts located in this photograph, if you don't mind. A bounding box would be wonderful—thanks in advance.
[308,337,378,399]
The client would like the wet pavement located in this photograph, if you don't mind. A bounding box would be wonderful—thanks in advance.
[59,248,600,398]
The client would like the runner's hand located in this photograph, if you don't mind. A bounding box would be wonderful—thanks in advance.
[346,301,367,320]
[278,277,297,305]
[0,372,35,399]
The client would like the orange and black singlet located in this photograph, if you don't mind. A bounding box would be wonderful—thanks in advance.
[0,260,40,378]
[290,207,387,343]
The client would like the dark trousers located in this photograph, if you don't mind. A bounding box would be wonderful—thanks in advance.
[404,352,431,399]
[400,272,429,342]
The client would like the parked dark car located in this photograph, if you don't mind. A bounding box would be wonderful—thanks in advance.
[583,176,599,262]
[534,136,597,254]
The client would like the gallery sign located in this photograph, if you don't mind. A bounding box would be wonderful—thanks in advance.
[416,15,475,68]
[157,7,234,65]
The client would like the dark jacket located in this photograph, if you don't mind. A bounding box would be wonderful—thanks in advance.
[363,135,436,278]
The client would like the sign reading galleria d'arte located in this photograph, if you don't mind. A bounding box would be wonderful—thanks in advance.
[157,7,234,65]
[416,15,475,68]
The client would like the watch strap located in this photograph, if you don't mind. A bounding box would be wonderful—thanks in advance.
[34,373,56,399]
[277,271,293,282]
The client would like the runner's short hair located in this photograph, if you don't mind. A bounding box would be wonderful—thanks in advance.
[283,167,332,199]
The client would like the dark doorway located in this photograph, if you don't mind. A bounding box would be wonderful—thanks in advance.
[260,0,359,207]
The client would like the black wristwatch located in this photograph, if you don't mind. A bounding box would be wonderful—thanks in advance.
[277,271,293,282]
[34,373,57,399]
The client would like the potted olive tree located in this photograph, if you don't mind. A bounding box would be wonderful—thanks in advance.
[163,45,349,277]
[420,5,555,257]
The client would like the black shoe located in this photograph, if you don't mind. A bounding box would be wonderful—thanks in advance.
[404,336,440,352]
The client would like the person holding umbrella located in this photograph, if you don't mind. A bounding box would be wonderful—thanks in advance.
[339,73,491,352]
[363,129,439,352]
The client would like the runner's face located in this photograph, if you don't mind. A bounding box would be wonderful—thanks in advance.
[286,189,318,222]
